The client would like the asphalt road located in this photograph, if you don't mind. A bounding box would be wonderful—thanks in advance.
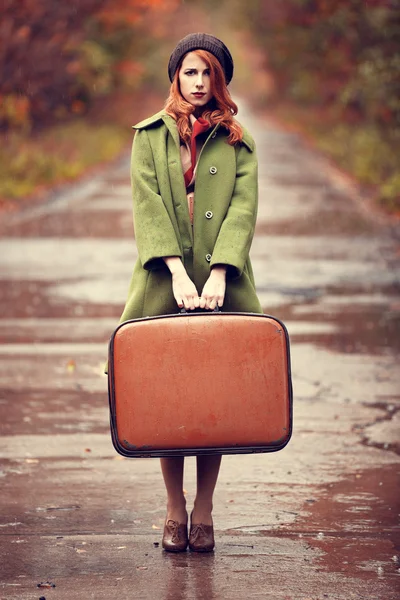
[0,101,399,599]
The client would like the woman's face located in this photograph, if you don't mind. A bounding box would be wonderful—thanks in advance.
[178,52,213,112]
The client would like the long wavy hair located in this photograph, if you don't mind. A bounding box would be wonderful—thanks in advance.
[164,49,243,146]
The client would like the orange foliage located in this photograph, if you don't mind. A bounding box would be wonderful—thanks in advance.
[96,0,179,29]
[0,0,180,131]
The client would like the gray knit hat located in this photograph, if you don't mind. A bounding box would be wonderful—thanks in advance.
[168,33,234,85]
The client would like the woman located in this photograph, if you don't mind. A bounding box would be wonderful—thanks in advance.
[115,33,262,552]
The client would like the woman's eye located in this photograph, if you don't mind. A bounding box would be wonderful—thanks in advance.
[184,69,210,76]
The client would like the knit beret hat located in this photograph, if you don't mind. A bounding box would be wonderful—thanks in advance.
[168,33,234,85]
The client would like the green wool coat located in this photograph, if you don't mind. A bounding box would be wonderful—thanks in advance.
[121,109,262,316]
[105,110,262,373]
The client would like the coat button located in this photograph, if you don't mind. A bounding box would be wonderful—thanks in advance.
[209,166,217,175]
[205,254,212,262]
[205,210,213,219]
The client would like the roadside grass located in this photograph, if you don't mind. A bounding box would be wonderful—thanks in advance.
[0,120,131,208]
[315,123,399,213]
[0,89,165,210]
[270,103,400,214]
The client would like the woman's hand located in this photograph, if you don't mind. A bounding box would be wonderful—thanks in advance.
[163,256,199,310]
[200,265,227,310]
[172,271,200,310]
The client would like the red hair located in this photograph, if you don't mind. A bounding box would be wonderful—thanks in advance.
[164,49,243,146]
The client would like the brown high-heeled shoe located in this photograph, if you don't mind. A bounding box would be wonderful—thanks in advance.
[162,519,188,552]
[189,516,215,553]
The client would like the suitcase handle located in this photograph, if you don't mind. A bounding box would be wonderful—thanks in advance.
[180,306,220,314]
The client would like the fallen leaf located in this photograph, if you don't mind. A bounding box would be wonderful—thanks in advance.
[66,359,76,373]
[117,546,126,549]
[25,459,39,464]
[136,566,148,570]
[75,549,87,554]
[37,581,56,589]
[152,524,161,530]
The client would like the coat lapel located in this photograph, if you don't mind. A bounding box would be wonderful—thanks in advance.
[133,111,181,149]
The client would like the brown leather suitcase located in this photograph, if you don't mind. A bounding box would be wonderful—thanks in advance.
[107,311,292,458]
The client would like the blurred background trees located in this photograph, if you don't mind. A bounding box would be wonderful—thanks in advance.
[0,0,398,210]
[231,0,399,119]
[0,0,179,131]
[0,0,183,203]
[228,0,399,209]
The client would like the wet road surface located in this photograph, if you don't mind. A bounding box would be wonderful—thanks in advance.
[0,102,399,599]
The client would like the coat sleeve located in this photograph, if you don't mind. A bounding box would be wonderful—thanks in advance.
[131,129,182,270]
[210,140,258,279]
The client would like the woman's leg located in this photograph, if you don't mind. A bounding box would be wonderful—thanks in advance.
[160,457,187,523]
[192,455,222,525]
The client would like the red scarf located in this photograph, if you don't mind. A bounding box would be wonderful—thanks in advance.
[183,117,210,188]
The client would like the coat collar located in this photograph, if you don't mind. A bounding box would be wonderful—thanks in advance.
[132,111,255,152]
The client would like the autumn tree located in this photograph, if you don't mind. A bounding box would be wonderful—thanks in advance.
[0,0,179,130]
